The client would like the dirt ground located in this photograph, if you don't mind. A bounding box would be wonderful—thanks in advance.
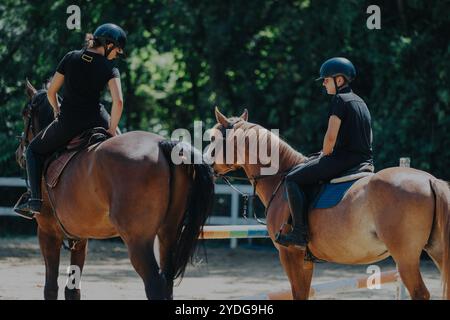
[0,237,443,300]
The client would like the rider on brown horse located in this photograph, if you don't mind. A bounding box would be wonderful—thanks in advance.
[15,23,126,218]
[275,57,374,249]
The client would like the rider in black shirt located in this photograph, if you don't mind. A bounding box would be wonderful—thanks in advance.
[328,86,372,158]
[56,49,120,114]
[275,57,374,249]
[15,23,126,218]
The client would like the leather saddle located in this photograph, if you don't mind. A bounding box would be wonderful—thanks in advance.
[286,159,375,212]
[329,161,374,184]
[44,127,112,188]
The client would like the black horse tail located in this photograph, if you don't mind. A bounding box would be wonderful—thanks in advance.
[158,140,214,281]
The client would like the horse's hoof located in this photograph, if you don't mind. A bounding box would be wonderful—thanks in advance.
[44,286,58,300]
[64,287,81,300]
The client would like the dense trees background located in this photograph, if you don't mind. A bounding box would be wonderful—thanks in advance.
[1,0,449,178]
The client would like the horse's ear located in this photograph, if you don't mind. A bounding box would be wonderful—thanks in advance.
[239,108,248,121]
[25,78,37,99]
[215,106,229,127]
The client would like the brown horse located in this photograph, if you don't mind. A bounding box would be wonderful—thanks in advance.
[206,108,450,300]
[14,80,214,300]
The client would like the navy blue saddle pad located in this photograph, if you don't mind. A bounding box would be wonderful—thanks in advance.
[312,180,358,209]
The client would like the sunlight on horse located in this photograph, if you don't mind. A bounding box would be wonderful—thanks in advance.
[205,107,450,300]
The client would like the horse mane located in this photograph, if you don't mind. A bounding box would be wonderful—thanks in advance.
[231,118,307,170]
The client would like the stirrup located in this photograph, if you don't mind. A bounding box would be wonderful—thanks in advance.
[275,231,307,250]
[13,194,42,219]
[13,207,36,220]
[13,192,33,219]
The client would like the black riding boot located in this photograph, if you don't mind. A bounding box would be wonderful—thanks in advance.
[14,149,43,219]
[275,180,309,249]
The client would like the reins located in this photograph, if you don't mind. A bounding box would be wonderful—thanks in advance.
[214,170,289,225]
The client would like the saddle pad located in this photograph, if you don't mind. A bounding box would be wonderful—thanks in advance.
[45,150,79,188]
[312,180,358,209]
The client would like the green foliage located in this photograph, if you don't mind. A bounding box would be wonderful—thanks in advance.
[1,0,449,178]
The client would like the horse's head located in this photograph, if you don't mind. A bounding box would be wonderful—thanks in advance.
[16,79,55,168]
[204,107,250,175]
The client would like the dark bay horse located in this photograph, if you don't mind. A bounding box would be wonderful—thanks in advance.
[206,108,450,300]
[15,80,214,300]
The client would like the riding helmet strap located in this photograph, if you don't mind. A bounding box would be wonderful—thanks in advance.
[333,77,338,94]
[97,37,116,57]
[104,43,116,57]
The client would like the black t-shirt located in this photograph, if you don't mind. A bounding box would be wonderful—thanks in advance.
[328,86,373,158]
[56,49,120,114]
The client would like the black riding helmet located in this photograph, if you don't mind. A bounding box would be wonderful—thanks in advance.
[316,57,356,82]
[93,23,127,57]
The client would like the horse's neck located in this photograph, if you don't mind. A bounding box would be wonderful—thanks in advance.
[241,128,305,206]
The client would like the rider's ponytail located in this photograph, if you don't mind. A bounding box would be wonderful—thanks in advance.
[84,33,100,49]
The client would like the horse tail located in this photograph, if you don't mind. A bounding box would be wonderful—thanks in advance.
[430,178,450,299]
[158,140,214,281]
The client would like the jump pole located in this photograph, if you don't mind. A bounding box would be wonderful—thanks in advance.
[199,225,407,299]
[243,270,404,300]
[200,225,268,239]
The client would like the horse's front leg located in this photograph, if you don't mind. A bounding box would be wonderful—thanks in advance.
[268,202,314,300]
[64,239,88,300]
[278,246,314,300]
[37,226,63,300]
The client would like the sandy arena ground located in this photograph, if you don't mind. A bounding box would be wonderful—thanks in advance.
[0,237,443,300]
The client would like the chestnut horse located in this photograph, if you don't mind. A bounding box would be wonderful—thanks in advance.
[206,108,450,300]
[15,80,214,300]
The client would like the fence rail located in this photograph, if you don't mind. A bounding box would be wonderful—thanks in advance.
[0,177,26,216]
[0,177,26,187]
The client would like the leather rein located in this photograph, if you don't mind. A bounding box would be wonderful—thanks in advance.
[214,171,288,225]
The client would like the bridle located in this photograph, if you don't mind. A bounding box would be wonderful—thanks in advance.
[21,100,38,147]
[214,171,288,225]
[19,91,49,147]
[19,90,60,150]
[213,121,290,225]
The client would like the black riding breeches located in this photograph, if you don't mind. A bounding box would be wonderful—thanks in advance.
[285,152,370,186]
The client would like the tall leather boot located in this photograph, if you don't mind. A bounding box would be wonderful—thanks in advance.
[275,180,309,249]
[14,149,43,219]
